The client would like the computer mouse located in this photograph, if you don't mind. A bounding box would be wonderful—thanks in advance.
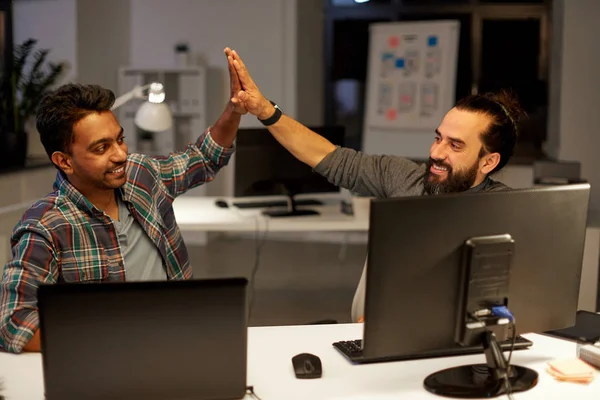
[291,353,322,379]
[214,199,229,208]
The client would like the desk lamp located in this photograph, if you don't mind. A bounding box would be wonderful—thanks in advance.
[111,82,173,132]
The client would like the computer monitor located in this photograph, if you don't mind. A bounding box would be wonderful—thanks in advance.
[233,126,344,217]
[362,184,590,397]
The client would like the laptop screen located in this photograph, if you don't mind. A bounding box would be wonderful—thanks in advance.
[38,278,248,400]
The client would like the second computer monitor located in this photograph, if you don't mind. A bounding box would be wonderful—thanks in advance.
[362,184,590,360]
[234,126,344,199]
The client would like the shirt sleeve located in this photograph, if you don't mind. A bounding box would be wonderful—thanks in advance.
[313,147,423,198]
[0,226,58,353]
[147,128,235,199]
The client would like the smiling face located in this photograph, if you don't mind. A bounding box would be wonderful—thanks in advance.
[52,111,128,197]
[423,108,500,195]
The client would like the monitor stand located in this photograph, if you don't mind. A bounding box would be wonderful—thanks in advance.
[423,331,538,398]
[261,193,320,218]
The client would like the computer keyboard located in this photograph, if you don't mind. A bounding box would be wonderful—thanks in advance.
[232,199,324,209]
[333,335,533,364]
[334,339,364,358]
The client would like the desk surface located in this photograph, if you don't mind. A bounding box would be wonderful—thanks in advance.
[173,194,370,233]
[173,195,600,233]
[0,324,597,399]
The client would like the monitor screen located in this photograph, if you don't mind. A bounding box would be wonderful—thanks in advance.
[363,184,590,358]
[233,126,344,198]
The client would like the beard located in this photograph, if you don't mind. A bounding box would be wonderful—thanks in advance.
[423,157,479,195]
[100,164,128,189]
[76,163,127,191]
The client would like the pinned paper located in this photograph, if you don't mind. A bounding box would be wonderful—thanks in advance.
[427,35,438,47]
[386,109,397,121]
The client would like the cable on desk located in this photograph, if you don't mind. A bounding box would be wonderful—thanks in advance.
[246,385,263,400]
[228,207,270,322]
[491,306,517,400]
[503,320,517,400]
[247,216,269,321]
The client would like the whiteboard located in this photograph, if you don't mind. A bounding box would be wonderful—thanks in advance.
[364,20,460,132]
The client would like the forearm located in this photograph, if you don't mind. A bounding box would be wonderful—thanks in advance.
[209,102,241,148]
[148,129,234,198]
[0,230,55,353]
[0,309,42,353]
[261,110,336,168]
[23,329,41,352]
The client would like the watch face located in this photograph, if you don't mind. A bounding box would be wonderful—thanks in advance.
[270,100,282,113]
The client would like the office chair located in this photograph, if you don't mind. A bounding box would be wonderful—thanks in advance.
[533,160,585,185]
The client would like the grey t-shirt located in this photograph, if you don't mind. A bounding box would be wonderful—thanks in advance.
[313,147,510,321]
[113,196,167,281]
[313,146,509,198]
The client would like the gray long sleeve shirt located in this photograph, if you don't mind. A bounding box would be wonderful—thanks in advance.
[313,146,510,321]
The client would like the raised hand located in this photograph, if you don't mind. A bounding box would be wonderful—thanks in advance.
[224,47,247,115]
[224,48,275,120]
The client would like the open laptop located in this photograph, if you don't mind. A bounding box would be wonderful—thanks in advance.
[38,278,248,400]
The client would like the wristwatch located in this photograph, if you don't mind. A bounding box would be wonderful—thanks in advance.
[258,100,283,126]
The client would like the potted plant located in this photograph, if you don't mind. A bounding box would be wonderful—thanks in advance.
[0,38,64,168]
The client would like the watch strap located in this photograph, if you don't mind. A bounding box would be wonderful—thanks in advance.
[258,101,283,126]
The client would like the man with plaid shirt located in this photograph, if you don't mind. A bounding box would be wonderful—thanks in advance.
[0,48,247,353]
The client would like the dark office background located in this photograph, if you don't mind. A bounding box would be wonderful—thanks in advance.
[0,0,551,171]
[325,0,550,159]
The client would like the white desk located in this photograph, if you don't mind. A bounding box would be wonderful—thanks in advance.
[0,324,598,399]
[172,194,370,233]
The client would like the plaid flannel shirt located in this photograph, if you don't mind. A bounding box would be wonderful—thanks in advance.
[0,129,233,353]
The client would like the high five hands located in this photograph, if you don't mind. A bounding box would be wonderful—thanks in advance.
[225,47,247,115]
[224,47,275,120]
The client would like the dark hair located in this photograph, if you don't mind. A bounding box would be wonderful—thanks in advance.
[36,83,115,163]
[455,89,527,173]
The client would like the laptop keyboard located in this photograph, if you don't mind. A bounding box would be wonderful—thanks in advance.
[333,335,533,362]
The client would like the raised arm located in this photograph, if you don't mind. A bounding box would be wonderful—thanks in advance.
[226,48,334,168]
[250,113,335,169]
[142,48,246,199]
[225,48,422,198]
[206,48,247,149]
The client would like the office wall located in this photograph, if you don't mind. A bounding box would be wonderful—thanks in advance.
[13,0,77,159]
[0,167,56,264]
[76,0,131,92]
[296,0,324,126]
[13,0,77,83]
[549,0,600,211]
[129,0,297,119]
[129,0,298,196]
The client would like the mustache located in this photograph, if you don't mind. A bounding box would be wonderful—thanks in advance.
[106,162,126,172]
[427,158,452,171]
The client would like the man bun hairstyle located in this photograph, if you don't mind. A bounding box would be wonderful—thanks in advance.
[455,89,527,173]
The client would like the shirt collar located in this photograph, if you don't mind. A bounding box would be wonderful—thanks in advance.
[54,171,130,217]
[467,176,492,193]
